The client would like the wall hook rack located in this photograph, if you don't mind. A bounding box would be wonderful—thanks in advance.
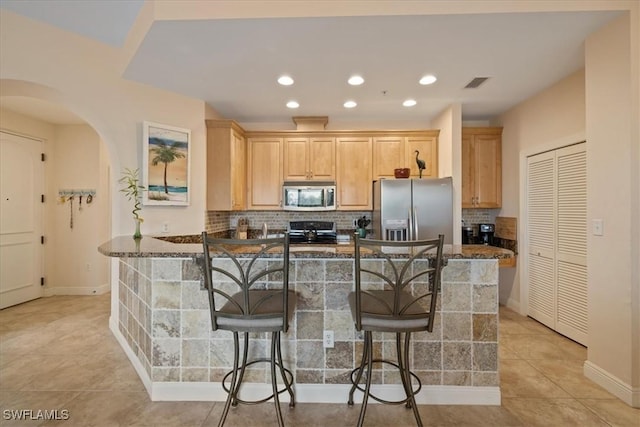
[58,189,96,198]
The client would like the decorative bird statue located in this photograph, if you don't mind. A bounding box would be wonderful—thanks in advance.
[415,150,426,178]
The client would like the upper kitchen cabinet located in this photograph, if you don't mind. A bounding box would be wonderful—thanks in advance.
[461,127,502,208]
[283,136,335,181]
[373,132,439,179]
[206,120,246,210]
[336,136,372,210]
[246,136,283,210]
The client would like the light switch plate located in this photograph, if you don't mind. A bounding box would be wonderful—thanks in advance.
[592,219,604,236]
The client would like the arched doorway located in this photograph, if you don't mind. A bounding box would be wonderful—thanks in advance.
[1,80,112,306]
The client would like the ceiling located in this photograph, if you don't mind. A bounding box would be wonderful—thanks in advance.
[0,1,622,127]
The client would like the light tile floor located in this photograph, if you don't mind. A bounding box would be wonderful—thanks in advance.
[1,294,638,426]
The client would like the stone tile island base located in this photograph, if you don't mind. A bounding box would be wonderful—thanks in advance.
[110,256,500,405]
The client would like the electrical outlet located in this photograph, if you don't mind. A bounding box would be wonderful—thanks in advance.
[162,222,169,233]
[85,263,91,272]
[323,330,334,348]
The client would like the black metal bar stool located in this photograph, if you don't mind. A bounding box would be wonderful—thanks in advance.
[201,232,296,427]
[348,234,445,427]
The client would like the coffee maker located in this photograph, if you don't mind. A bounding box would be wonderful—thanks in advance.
[461,225,478,244]
[478,223,495,245]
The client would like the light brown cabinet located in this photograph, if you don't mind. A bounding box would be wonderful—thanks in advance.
[373,133,438,179]
[336,136,372,210]
[462,127,502,208]
[207,122,440,212]
[246,136,283,210]
[283,136,335,181]
[206,120,246,210]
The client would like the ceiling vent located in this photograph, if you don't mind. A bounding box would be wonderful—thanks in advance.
[464,77,490,89]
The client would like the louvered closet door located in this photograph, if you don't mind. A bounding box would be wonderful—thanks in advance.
[555,144,587,345]
[526,143,587,346]
[527,151,556,329]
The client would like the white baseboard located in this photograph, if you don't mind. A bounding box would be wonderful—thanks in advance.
[44,283,110,296]
[109,317,153,397]
[584,360,639,407]
[503,297,521,314]
[150,382,500,405]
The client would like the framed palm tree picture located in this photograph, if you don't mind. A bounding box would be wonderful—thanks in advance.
[142,121,191,206]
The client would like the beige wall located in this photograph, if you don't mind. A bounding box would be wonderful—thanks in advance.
[432,104,462,243]
[1,0,638,405]
[585,13,639,401]
[0,11,208,238]
[496,69,586,309]
[51,124,110,294]
[0,109,110,294]
[496,12,639,405]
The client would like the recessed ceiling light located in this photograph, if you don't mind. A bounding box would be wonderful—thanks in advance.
[348,75,364,86]
[403,99,417,107]
[419,74,437,85]
[278,75,294,86]
[343,100,357,108]
[286,101,299,109]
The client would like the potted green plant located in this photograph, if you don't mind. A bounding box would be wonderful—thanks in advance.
[356,216,371,238]
[119,168,145,239]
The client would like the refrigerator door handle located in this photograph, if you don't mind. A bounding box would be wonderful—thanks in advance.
[414,207,419,240]
[407,208,413,240]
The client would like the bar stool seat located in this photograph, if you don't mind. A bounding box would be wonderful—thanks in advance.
[201,232,295,427]
[347,234,445,427]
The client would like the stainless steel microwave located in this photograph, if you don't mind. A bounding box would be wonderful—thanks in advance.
[282,182,336,211]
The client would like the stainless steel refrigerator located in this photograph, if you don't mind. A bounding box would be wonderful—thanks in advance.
[372,177,453,244]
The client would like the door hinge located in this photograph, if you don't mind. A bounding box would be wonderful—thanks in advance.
[41,153,46,162]
[41,194,45,203]
[40,277,45,286]
[41,235,45,244]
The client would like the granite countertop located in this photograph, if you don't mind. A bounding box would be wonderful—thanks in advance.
[98,235,515,265]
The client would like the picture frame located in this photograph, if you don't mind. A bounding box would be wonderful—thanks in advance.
[142,121,191,206]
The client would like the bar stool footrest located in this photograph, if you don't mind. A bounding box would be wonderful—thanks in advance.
[222,358,295,406]
[349,358,422,405]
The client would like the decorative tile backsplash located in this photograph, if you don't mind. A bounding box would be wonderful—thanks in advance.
[207,210,372,234]
[210,209,503,236]
[205,211,230,234]
[461,208,500,226]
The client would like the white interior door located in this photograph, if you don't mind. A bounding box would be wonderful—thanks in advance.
[526,142,587,346]
[527,151,556,329]
[0,132,44,309]
[555,144,587,345]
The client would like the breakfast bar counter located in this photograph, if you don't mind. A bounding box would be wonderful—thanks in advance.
[99,235,515,261]
[99,236,506,405]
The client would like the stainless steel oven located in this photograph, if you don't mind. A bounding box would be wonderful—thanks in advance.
[282,182,336,211]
